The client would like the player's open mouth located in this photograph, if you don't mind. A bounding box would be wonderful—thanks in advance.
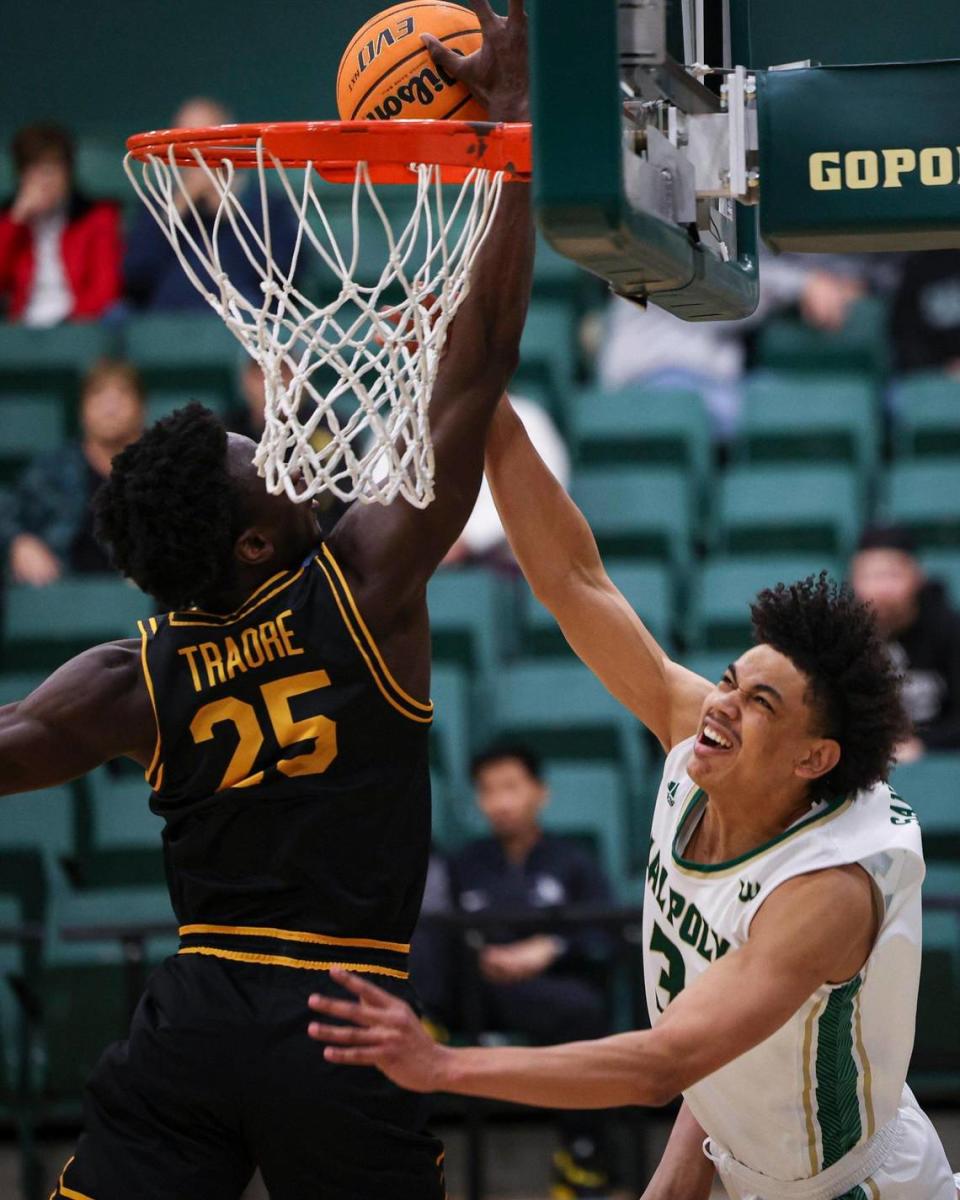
[695,721,738,756]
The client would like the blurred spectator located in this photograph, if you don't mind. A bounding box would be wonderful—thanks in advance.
[4,359,145,584]
[451,744,616,1199]
[0,123,122,325]
[443,394,569,568]
[850,525,960,761]
[889,250,960,375]
[124,97,299,312]
[596,252,878,440]
[409,847,457,1038]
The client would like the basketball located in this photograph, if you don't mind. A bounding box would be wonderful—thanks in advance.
[336,1,486,123]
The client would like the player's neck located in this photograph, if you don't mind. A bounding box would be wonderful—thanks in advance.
[499,825,543,866]
[201,562,288,616]
[686,782,814,865]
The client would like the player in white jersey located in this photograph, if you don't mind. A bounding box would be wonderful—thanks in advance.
[305,398,959,1200]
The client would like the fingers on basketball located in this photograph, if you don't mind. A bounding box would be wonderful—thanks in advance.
[337,4,487,123]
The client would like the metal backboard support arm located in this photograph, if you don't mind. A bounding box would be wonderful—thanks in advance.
[528,0,759,321]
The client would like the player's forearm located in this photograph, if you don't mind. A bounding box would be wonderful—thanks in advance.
[485,397,604,601]
[435,1029,678,1109]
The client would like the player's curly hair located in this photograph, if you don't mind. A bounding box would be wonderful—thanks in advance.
[94,404,248,610]
[750,572,909,803]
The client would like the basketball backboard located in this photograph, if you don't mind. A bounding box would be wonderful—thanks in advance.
[527,0,960,321]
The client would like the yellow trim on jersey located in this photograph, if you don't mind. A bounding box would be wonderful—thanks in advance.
[178,945,409,979]
[853,981,876,1139]
[801,996,826,1176]
[179,923,410,954]
[316,552,433,725]
[57,1157,96,1200]
[137,620,163,789]
[320,545,433,715]
[167,567,305,628]
[864,1177,880,1199]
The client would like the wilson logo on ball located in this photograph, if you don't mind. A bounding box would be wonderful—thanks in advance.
[337,2,486,124]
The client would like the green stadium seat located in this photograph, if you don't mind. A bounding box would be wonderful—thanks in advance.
[911,907,960,1083]
[532,232,590,300]
[0,394,68,484]
[429,664,474,848]
[893,373,960,458]
[514,301,579,406]
[920,549,960,606]
[0,674,46,707]
[0,324,115,413]
[75,139,129,201]
[890,754,960,860]
[81,767,163,855]
[123,314,239,404]
[491,660,644,766]
[4,579,153,671]
[684,650,739,688]
[569,387,710,493]
[146,387,229,424]
[884,460,960,549]
[572,466,692,568]
[714,464,861,558]
[687,555,840,650]
[427,568,515,673]
[543,762,630,886]
[754,296,889,380]
[37,883,177,1106]
[521,560,674,658]
[736,374,878,489]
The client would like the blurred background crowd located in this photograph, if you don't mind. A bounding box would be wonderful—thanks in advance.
[3,53,960,1200]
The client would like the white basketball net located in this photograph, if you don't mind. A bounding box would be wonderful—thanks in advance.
[124,141,506,507]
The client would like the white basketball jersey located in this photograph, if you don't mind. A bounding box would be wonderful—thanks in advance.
[643,736,926,1183]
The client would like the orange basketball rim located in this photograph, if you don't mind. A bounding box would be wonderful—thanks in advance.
[125,119,532,186]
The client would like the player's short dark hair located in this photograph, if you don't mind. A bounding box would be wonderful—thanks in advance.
[750,572,909,803]
[94,404,250,610]
[470,743,543,784]
[12,122,74,174]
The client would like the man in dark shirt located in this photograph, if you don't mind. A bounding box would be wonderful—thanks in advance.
[451,743,615,1199]
[850,525,960,758]
[889,250,960,374]
[124,97,298,314]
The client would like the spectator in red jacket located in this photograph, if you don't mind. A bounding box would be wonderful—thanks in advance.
[0,123,122,325]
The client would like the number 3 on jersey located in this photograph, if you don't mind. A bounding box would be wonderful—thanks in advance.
[190,670,337,790]
[650,921,686,1011]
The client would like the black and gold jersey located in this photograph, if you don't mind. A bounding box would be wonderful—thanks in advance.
[137,544,433,955]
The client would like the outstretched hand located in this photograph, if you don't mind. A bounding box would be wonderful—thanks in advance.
[422,0,529,123]
[308,968,450,1093]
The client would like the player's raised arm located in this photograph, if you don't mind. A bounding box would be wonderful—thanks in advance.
[485,397,708,750]
[307,863,877,1107]
[327,1,534,629]
[0,642,154,795]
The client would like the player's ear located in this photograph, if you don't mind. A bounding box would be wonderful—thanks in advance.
[794,738,841,782]
[234,526,276,567]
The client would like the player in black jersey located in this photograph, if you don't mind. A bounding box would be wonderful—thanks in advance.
[0,6,531,1197]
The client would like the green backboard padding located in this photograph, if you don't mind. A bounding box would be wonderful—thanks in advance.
[759,61,960,252]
